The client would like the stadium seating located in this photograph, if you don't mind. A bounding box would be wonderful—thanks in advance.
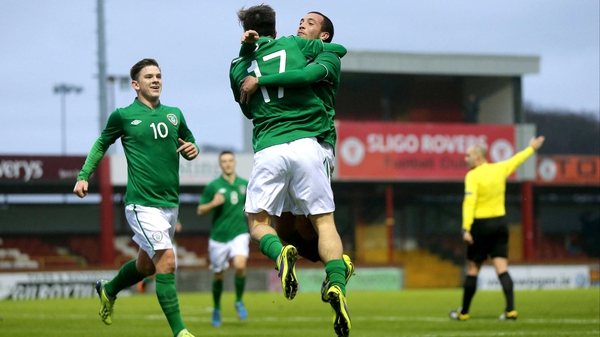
[0,236,83,269]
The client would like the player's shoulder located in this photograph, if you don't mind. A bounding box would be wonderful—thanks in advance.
[158,104,186,122]
[158,103,181,113]
[117,100,139,113]
[204,179,220,191]
[279,35,314,46]
[210,176,225,185]
[281,35,302,42]
[469,162,496,176]
[311,51,342,73]
[465,166,482,178]
[314,50,342,63]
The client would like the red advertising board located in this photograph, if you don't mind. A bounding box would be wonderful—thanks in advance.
[0,156,91,183]
[336,122,516,181]
[537,155,600,185]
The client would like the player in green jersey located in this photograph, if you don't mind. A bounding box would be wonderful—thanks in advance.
[238,12,355,296]
[73,58,198,337]
[197,151,250,327]
[230,5,351,337]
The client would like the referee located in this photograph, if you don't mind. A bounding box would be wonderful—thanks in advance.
[450,136,545,321]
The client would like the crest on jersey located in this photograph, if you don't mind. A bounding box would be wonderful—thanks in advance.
[152,231,164,243]
[239,185,247,195]
[166,114,178,126]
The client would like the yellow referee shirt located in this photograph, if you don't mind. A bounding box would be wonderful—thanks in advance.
[462,146,535,231]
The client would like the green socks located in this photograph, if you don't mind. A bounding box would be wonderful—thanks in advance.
[259,234,284,262]
[212,279,223,310]
[235,275,246,302]
[325,259,347,295]
[213,276,245,309]
[155,273,186,336]
[105,259,145,297]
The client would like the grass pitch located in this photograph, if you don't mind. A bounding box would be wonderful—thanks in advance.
[1,288,598,336]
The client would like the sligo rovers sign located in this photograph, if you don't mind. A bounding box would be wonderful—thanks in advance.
[336,122,516,181]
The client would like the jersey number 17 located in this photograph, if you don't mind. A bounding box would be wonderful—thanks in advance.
[247,50,286,103]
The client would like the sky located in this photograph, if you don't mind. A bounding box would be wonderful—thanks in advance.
[0,0,598,155]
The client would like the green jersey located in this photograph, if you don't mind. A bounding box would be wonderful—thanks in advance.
[229,35,330,153]
[258,50,342,150]
[77,98,197,207]
[200,176,249,242]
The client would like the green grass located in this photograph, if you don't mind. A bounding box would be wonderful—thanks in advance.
[1,288,598,336]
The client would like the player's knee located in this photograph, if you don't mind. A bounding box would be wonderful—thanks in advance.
[136,260,156,276]
[157,261,176,274]
[214,271,225,281]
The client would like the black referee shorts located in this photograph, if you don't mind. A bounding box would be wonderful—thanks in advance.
[466,216,509,263]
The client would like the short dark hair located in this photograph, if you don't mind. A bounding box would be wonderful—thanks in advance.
[219,150,234,159]
[130,58,160,81]
[237,4,276,37]
[309,11,334,43]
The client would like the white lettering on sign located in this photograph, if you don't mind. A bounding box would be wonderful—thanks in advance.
[363,133,489,154]
[421,134,487,154]
[367,133,419,153]
[0,160,43,182]
[10,283,96,300]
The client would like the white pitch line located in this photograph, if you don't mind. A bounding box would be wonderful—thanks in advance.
[390,331,600,337]
[6,313,599,326]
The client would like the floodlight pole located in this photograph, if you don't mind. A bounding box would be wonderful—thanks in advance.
[97,0,115,266]
[53,84,83,155]
[107,75,131,112]
[97,0,108,132]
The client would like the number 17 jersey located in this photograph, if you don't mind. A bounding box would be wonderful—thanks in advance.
[229,36,329,153]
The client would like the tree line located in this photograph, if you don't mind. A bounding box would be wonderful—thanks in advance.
[524,105,600,155]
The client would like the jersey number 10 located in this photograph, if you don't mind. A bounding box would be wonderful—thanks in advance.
[150,122,169,139]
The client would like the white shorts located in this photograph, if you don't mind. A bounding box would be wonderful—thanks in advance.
[282,142,336,214]
[125,204,177,259]
[245,137,335,217]
[208,233,250,273]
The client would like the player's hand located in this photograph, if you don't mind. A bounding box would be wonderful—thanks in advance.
[241,30,259,44]
[240,76,259,103]
[73,180,89,198]
[463,231,474,245]
[529,136,545,151]
[177,138,199,160]
[212,193,225,206]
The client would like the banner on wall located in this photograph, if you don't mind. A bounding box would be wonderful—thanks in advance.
[335,122,516,181]
[267,267,404,293]
[537,155,600,185]
[0,270,120,300]
[0,156,92,183]
[477,265,592,290]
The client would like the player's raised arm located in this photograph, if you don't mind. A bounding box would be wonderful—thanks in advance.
[529,135,545,150]
[239,64,329,104]
[239,30,260,56]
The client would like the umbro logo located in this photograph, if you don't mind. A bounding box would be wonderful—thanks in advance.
[131,120,142,125]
